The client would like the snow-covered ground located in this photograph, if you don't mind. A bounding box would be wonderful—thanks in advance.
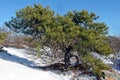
[1,47,96,80]
[91,52,120,76]
[0,47,120,80]
[91,52,114,65]
[0,47,68,80]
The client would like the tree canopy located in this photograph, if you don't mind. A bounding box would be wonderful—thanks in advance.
[6,4,113,75]
[0,28,8,45]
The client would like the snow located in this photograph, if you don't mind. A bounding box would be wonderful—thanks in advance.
[91,52,114,65]
[0,59,62,80]
[91,52,120,76]
[3,47,27,58]
[1,47,120,80]
[0,47,67,80]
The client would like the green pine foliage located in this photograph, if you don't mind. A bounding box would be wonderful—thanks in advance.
[0,31,7,45]
[5,4,113,75]
[83,54,110,76]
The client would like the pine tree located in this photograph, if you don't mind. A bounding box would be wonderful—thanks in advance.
[5,4,113,75]
[0,30,7,45]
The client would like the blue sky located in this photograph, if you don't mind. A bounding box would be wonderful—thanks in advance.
[0,0,120,35]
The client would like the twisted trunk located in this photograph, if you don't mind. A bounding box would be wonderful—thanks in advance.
[63,46,79,70]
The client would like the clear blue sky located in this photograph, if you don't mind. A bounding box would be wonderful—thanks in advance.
[0,0,120,36]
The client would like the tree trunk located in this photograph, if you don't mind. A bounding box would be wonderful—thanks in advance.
[63,46,72,70]
[63,46,80,70]
[64,50,71,70]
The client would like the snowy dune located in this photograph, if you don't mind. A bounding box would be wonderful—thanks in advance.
[0,59,62,80]
[0,47,67,80]
[1,47,120,80]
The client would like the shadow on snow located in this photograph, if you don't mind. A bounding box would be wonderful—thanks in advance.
[0,51,36,68]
